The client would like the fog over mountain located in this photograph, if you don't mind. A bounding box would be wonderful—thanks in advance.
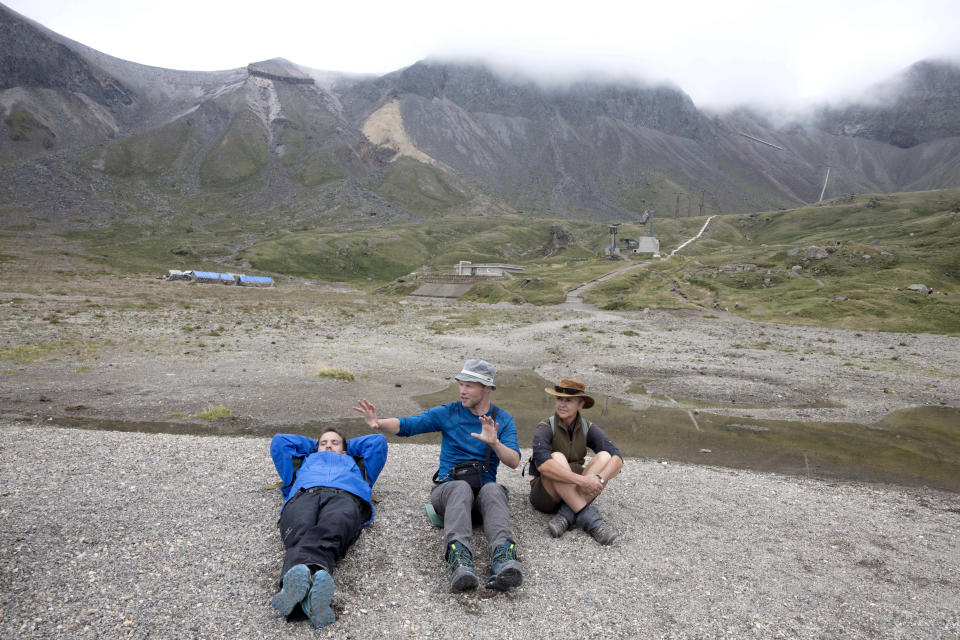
[2,2,959,234]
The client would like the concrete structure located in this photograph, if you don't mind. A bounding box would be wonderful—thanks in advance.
[411,282,476,298]
[632,237,661,256]
[454,261,524,277]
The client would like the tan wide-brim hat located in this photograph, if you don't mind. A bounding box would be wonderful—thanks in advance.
[544,378,595,409]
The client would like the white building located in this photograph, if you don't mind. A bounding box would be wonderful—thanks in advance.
[454,261,525,277]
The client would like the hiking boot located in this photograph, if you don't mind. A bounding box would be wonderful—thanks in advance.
[270,564,311,617]
[486,541,522,591]
[300,569,336,628]
[547,512,571,538]
[588,521,619,546]
[447,541,478,592]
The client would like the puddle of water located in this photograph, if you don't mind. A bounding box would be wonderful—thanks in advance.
[415,370,960,492]
[646,392,844,410]
[35,372,960,492]
[42,415,437,445]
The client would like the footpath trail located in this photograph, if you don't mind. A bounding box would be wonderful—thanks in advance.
[563,215,716,308]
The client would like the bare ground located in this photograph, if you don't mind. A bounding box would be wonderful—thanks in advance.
[1,258,959,638]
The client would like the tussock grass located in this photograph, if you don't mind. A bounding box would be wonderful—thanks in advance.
[316,367,355,381]
[197,406,232,420]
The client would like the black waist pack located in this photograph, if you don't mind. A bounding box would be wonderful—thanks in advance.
[448,460,487,491]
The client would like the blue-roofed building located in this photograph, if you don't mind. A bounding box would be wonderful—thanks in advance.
[178,270,274,287]
[190,270,222,284]
[237,275,274,287]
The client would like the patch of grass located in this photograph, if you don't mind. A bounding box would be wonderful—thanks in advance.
[462,282,525,305]
[374,157,468,214]
[197,406,232,420]
[317,367,355,381]
[0,342,58,363]
[5,107,55,149]
[93,120,190,177]
[199,111,270,186]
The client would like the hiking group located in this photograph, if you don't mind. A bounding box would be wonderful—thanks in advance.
[269,359,623,628]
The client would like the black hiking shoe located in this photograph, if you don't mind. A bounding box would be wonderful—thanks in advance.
[588,521,619,546]
[447,541,478,592]
[486,541,522,591]
[547,512,571,538]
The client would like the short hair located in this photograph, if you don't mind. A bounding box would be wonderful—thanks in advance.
[318,427,347,452]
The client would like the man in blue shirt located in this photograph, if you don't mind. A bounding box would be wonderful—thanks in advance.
[269,428,387,628]
[353,359,523,592]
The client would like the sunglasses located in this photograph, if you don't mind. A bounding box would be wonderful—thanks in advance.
[554,385,585,395]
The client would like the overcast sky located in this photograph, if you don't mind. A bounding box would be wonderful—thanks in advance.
[6,0,960,110]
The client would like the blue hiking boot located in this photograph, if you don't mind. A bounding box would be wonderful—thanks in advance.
[486,541,522,591]
[447,541,478,592]
[270,564,311,617]
[301,569,336,628]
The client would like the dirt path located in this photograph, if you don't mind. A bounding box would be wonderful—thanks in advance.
[564,215,716,306]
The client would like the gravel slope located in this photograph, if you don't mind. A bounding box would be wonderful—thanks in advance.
[1,424,957,640]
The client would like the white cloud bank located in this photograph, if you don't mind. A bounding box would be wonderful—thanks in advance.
[7,0,960,109]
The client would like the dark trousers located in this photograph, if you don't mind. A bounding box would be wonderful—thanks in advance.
[278,487,363,582]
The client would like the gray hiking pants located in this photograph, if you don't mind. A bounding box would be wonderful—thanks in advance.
[430,480,514,556]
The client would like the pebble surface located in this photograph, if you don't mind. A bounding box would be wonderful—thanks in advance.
[1,423,958,639]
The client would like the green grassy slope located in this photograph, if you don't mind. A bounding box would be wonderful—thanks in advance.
[588,189,960,334]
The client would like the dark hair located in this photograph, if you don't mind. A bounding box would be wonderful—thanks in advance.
[318,427,347,452]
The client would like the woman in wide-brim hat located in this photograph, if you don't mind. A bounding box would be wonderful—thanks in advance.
[527,378,624,544]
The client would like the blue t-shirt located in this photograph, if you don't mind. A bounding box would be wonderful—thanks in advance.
[398,401,520,484]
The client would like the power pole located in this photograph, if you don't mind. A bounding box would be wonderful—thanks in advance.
[675,193,680,218]
[819,165,831,202]
[699,190,705,217]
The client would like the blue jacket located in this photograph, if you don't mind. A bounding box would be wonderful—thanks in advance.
[398,402,519,485]
[270,433,387,525]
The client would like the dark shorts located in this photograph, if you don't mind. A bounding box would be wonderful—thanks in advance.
[529,475,562,514]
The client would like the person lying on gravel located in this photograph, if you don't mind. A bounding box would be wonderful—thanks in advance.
[269,428,387,628]
[353,358,524,593]
[528,378,623,545]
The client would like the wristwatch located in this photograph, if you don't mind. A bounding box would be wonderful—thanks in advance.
[596,474,605,486]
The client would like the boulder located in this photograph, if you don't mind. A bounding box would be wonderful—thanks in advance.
[804,246,829,260]
[906,284,930,294]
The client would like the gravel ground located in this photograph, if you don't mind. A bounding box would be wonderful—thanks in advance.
[2,262,960,639]
[1,424,958,640]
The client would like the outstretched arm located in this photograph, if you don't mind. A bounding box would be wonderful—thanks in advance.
[353,398,401,435]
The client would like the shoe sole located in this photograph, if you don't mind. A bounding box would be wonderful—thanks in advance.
[486,561,523,591]
[270,564,311,617]
[450,566,479,592]
[306,570,336,628]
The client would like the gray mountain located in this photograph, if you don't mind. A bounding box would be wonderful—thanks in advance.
[2,1,959,235]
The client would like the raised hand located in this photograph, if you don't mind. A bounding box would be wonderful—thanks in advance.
[352,398,379,430]
[470,414,499,445]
